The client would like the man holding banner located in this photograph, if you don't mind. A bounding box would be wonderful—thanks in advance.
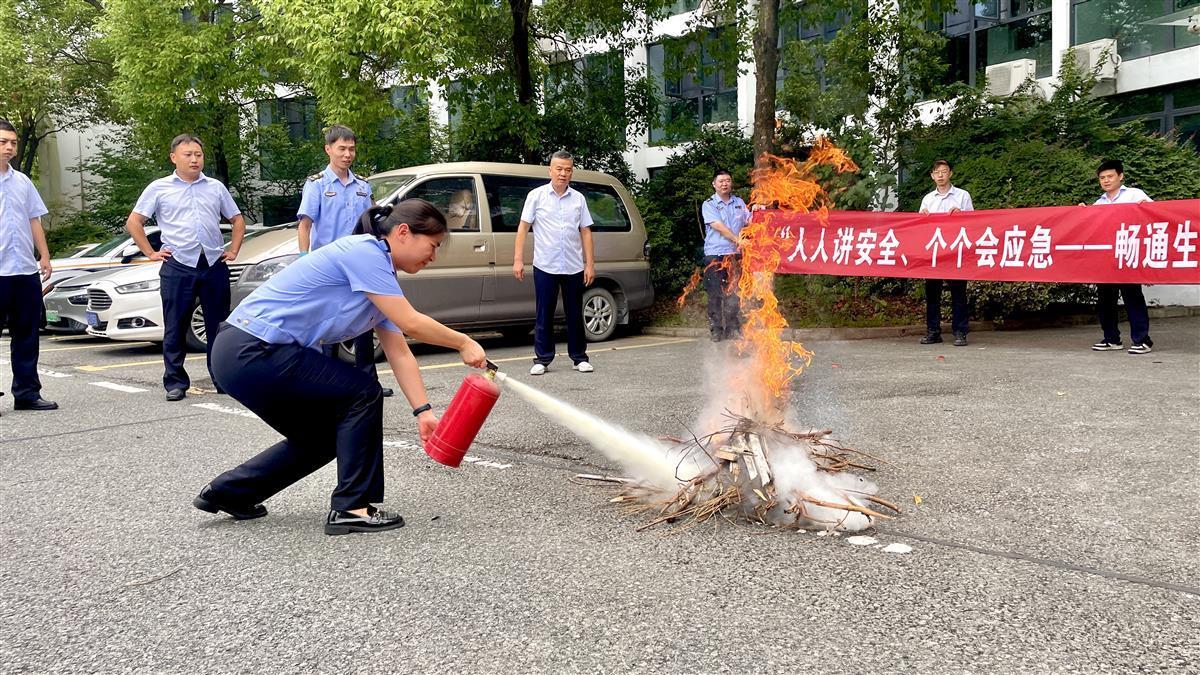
[1088,160,1154,355]
[917,160,973,347]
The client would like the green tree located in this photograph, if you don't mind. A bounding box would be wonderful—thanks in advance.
[776,0,949,209]
[100,0,284,187]
[0,0,111,175]
[252,0,672,169]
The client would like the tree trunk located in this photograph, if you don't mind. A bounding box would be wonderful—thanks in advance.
[16,114,39,176]
[751,0,780,166]
[509,0,534,107]
[508,0,539,164]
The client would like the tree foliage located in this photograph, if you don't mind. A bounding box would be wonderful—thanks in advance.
[99,0,284,186]
[0,0,110,175]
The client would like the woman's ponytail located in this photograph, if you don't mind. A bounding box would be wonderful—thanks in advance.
[356,204,394,238]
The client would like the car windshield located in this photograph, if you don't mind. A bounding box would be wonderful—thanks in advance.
[369,175,415,201]
[79,233,130,258]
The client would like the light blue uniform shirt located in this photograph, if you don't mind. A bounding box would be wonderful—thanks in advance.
[701,193,750,256]
[919,185,974,214]
[228,235,403,350]
[520,183,593,275]
[1095,186,1152,205]
[132,172,240,268]
[0,167,49,276]
[298,166,373,251]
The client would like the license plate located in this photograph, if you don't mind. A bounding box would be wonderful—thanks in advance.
[85,311,100,327]
[45,309,60,323]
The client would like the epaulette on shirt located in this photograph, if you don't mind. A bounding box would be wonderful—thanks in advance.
[307,173,322,181]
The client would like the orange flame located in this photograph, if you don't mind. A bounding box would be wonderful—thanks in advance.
[676,267,703,309]
[736,139,859,412]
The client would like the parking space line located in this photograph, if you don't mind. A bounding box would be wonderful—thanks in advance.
[89,382,148,393]
[47,334,104,342]
[76,355,204,372]
[42,341,154,353]
[383,439,512,470]
[376,337,696,376]
[191,402,258,419]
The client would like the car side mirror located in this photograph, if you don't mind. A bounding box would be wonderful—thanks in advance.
[120,244,141,261]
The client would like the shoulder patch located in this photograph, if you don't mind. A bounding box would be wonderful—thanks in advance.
[307,173,322,182]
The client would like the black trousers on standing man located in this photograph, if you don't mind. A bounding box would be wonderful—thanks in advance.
[159,255,229,392]
[925,278,968,337]
[0,273,45,402]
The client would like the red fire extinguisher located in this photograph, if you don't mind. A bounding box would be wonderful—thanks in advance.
[424,363,502,467]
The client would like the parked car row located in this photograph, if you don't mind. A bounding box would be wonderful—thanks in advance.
[43,162,655,359]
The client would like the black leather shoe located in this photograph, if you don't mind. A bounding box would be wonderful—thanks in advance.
[953,333,968,347]
[325,506,405,535]
[381,387,394,398]
[13,398,58,411]
[166,388,187,401]
[193,485,267,520]
[919,332,943,345]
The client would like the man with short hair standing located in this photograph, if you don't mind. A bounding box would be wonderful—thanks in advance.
[513,150,595,375]
[0,118,58,414]
[296,125,390,395]
[918,159,973,347]
[1087,159,1154,354]
[701,168,749,342]
[126,134,245,401]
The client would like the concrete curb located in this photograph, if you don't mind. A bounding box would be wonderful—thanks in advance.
[642,306,1200,341]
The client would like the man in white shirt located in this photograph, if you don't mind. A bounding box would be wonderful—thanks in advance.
[0,118,58,414]
[918,159,974,347]
[513,150,595,375]
[1087,159,1154,354]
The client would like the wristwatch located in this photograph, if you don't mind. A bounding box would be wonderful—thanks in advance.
[412,403,432,417]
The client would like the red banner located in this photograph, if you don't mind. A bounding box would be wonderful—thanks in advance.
[766,199,1200,284]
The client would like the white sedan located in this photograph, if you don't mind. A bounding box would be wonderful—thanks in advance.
[83,226,295,349]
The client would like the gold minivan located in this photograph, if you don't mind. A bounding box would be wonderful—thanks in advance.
[367,161,654,342]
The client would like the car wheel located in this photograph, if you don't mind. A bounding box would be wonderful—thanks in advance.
[186,303,207,352]
[335,333,384,364]
[582,286,618,342]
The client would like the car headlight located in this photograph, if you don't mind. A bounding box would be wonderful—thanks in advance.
[114,279,161,294]
[244,255,298,283]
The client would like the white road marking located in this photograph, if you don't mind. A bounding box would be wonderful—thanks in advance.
[383,438,512,470]
[191,402,259,419]
[89,381,147,393]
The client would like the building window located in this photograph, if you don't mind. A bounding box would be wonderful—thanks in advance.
[775,11,848,95]
[256,96,319,181]
[1107,80,1200,150]
[667,0,701,15]
[937,0,1053,86]
[648,28,738,144]
[547,51,627,141]
[1072,0,1200,60]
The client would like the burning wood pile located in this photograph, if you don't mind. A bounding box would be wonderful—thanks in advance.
[596,414,899,533]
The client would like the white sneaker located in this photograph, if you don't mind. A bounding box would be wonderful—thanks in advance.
[529,363,546,376]
[573,361,594,373]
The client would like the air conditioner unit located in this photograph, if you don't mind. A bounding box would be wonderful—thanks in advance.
[1071,38,1121,80]
[984,59,1038,97]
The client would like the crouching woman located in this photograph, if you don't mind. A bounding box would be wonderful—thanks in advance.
[193,199,486,535]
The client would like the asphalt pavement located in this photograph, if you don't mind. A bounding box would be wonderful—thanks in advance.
[1,319,1197,672]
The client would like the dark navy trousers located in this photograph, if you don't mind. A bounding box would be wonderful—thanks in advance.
[1097,283,1152,346]
[0,273,44,402]
[321,330,380,377]
[533,266,588,366]
[207,325,385,512]
[159,256,229,392]
[702,254,742,340]
[925,279,969,336]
